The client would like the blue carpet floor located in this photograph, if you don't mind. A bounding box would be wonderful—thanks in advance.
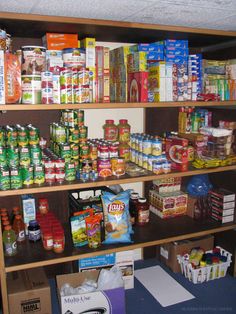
[51,258,236,314]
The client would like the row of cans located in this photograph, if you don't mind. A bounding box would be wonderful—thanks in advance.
[130,133,163,156]
[50,123,88,144]
[0,124,39,147]
[61,109,84,127]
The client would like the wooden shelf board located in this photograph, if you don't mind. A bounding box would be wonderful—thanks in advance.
[5,214,236,273]
[1,165,236,197]
[1,101,236,111]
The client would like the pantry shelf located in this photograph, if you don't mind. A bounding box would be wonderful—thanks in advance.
[1,164,236,197]
[4,214,236,273]
[1,101,236,111]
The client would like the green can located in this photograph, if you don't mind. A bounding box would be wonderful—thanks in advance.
[17,126,29,147]
[27,125,39,145]
[79,125,88,143]
[67,110,78,127]
[10,167,22,190]
[59,143,71,163]
[65,162,76,181]
[79,143,89,159]
[0,146,7,167]
[5,126,18,147]
[34,164,45,185]
[20,165,34,186]
[19,146,31,166]
[0,128,5,146]
[68,126,79,144]
[77,110,84,126]
[56,124,67,143]
[70,143,79,159]
[30,145,42,165]
[0,166,10,190]
[61,110,69,126]
[7,146,19,167]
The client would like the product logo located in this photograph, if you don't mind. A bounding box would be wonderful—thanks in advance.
[21,298,40,313]
[108,200,125,214]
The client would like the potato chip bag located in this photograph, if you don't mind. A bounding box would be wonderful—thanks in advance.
[102,190,132,244]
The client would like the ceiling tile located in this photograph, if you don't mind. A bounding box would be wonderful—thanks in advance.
[197,14,236,31]
[0,0,39,13]
[158,0,236,11]
[30,0,153,21]
[123,2,234,30]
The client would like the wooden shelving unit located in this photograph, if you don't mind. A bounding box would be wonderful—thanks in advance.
[1,11,236,314]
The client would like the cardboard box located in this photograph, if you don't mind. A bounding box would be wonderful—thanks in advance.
[78,250,134,289]
[43,33,78,50]
[165,137,189,171]
[56,271,125,314]
[7,268,51,314]
[158,235,214,272]
[128,72,148,102]
[0,50,5,104]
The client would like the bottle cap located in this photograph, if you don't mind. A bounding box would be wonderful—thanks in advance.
[105,120,114,124]
[138,197,147,203]
[119,119,128,124]
[4,225,11,231]
[15,214,22,220]
[130,192,139,199]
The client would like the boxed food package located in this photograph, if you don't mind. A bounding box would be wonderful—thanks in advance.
[7,268,51,314]
[78,250,134,289]
[148,62,165,102]
[165,136,189,171]
[127,52,147,73]
[152,177,181,194]
[128,72,148,102]
[56,270,125,314]
[158,235,214,272]
[43,33,78,50]
[149,190,188,219]
[0,50,5,104]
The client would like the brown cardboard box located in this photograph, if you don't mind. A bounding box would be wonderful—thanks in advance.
[7,268,51,314]
[158,234,214,273]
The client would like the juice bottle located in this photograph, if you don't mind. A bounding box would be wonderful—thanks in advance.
[3,225,17,256]
[11,206,21,224]
[13,214,26,242]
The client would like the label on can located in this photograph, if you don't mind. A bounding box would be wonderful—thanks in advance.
[20,165,34,186]
[10,167,22,189]
[0,168,10,190]
[34,164,45,185]
[65,162,76,181]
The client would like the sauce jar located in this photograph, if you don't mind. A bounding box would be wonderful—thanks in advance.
[53,231,65,253]
[38,198,49,215]
[129,192,139,225]
[42,230,53,250]
[118,142,130,161]
[103,120,118,142]
[137,198,149,226]
[28,220,41,242]
[118,119,131,143]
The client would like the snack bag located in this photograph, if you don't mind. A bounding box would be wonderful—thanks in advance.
[102,190,132,244]
[70,209,93,247]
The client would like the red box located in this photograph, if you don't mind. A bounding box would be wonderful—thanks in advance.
[165,137,189,171]
[128,72,148,102]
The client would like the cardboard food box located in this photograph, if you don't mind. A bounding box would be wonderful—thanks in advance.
[56,270,125,314]
[78,250,134,289]
[158,235,214,273]
[7,268,51,314]
[165,137,189,171]
[128,72,148,102]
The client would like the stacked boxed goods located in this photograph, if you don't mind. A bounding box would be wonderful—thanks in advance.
[110,46,131,102]
[42,33,79,50]
[188,54,203,100]
[209,188,235,223]
[95,46,110,103]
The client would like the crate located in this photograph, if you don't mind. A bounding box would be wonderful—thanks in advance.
[177,246,232,284]
[68,186,114,215]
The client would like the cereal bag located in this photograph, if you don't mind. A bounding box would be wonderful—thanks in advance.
[102,190,132,244]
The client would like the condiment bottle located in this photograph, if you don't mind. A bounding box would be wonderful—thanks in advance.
[11,206,21,224]
[129,192,139,225]
[137,198,149,226]
[3,225,17,256]
[103,120,118,142]
[42,230,53,251]
[118,119,131,143]
[28,220,41,242]
[53,231,65,253]
[118,142,130,161]
[38,198,49,215]
[13,214,26,242]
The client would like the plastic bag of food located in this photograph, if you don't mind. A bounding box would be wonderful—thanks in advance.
[98,265,124,290]
[102,190,132,244]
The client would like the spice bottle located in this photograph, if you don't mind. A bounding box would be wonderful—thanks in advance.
[103,120,118,142]
[42,230,53,251]
[118,119,131,143]
[3,225,17,256]
[13,214,26,242]
[53,231,65,253]
[137,198,149,226]
[28,220,41,242]
[129,192,139,225]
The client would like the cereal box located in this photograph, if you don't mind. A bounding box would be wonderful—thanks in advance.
[128,72,148,102]
[165,137,189,171]
[0,51,5,104]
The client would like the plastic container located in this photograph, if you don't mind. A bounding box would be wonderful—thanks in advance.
[118,119,131,143]
[103,120,118,142]
[53,231,65,253]
[3,225,17,256]
[28,220,41,242]
[177,246,232,284]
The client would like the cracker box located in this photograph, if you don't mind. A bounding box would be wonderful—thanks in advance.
[165,137,189,171]
[80,37,96,68]
[56,271,125,314]
[148,62,166,101]
[128,72,148,102]
[43,33,78,50]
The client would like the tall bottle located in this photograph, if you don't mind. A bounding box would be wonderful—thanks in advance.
[3,225,17,256]
[137,198,150,226]
[13,214,26,242]
[129,192,139,225]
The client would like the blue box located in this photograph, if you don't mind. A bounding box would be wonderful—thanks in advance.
[164,39,188,48]
[147,51,165,61]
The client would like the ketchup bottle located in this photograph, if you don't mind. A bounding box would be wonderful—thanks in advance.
[137,198,149,226]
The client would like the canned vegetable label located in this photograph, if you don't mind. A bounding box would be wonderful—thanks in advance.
[7,146,19,167]
[0,167,10,190]
[30,145,42,165]
[68,127,79,143]
[28,127,39,145]
[10,167,22,189]
[20,165,34,186]
[0,146,7,166]
[0,128,5,145]
[56,125,67,143]
[34,164,45,185]
[17,127,28,147]
[77,110,84,126]
[6,127,17,146]
[65,162,76,181]
[19,146,31,166]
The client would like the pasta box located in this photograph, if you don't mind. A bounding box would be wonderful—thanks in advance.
[165,137,189,171]
[56,270,125,314]
[128,72,148,102]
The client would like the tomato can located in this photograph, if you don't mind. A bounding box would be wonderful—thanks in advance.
[109,142,119,158]
[97,158,112,178]
[55,168,65,184]
[54,158,65,170]
[99,143,109,159]
[45,169,55,184]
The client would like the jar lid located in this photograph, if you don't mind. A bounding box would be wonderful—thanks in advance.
[15,214,22,220]
[105,120,114,124]
[119,119,128,124]
[29,220,38,226]
[138,197,147,203]
[130,192,139,199]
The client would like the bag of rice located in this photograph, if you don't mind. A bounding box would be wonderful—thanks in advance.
[102,190,132,244]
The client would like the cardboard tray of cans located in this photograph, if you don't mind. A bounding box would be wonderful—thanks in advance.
[177,246,232,284]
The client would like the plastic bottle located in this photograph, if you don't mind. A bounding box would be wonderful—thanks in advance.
[103,120,118,142]
[3,225,17,256]
[137,198,149,226]
[129,192,139,225]
[11,206,21,224]
[118,119,131,143]
[13,214,26,242]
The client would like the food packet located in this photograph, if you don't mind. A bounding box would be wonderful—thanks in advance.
[70,208,93,247]
[85,215,101,249]
[102,190,132,244]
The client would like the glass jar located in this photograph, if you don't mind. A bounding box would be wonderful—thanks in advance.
[42,231,53,251]
[137,198,149,226]
[53,231,65,253]
[118,119,131,143]
[118,142,130,161]
[103,120,118,142]
[28,220,41,242]
[129,192,139,225]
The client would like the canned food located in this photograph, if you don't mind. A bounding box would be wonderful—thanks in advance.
[55,125,67,143]
[142,154,148,169]
[0,128,5,146]
[142,138,152,155]
[152,138,162,156]
[62,48,86,68]
[21,46,46,75]
[80,171,90,182]
[111,158,125,176]
[81,159,92,172]
[152,161,162,175]
[0,146,7,167]
[21,75,42,104]
[130,149,136,163]
[55,158,65,170]
[10,167,22,189]
[27,125,39,145]
[60,68,72,85]
[109,143,119,158]
[30,145,42,165]
[7,146,19,167]
[6,126,17,147]
[20,165,34,186]
[99,143,109,159]
[17,126,28,147]
[0,166,10,190]
[19,146,31,166]
[138,152,143,167]
[79,125,88,142]
[55,168,65,184]
[70,143,79,159]
[44,158,55,170]
[68,126,79,143]
[89,144,98,160]
[34,164,45,185]
[77,110,84,127]
[60,85,73,104]
[41,87,53,104]
[97,158,112,178]
[65,162,76,182]
[41,71,53,88]
[59,143,71,163]
[89,170,98,181]
[162,161,171,174]
[45,169,56,185]
[72,68,78,85]
[80,143,89,159]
